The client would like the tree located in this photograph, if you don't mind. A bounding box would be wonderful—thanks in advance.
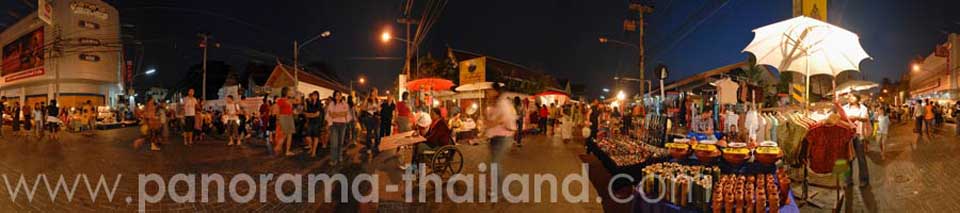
[416,53,457,82]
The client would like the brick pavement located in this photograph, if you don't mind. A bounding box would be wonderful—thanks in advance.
[0,127,603,212]
[792,121,960,213]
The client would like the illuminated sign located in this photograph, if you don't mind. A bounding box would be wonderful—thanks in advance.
[2,27,45,82]
[459,57,486,85]
[70,1,109,20]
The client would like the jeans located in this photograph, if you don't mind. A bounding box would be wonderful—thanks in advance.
[539,118,547,134]
[347,121,357,146]
[515,119,523,145]
[924,119,935,136]
[847,137,870,184]
[489,136,514,165]
[956,116,960,136]
[328,123,348,164]
[489,136,514,186]
[380,119,392,137]
[411,143,436,165]
[362,117,381,155]
[915,117,924,135]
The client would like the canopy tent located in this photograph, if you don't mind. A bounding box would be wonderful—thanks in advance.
[533,89,570,105]
[405,78,455,92]
[742,16,871,104]
[826,80,879,96]
[455,82,495,92]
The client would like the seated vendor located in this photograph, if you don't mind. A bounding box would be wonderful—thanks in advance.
[694,110,716,140]
[411,108,453,166]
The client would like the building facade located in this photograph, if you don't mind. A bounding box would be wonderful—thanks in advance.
[0,0,121,108]
[907,33,960,103]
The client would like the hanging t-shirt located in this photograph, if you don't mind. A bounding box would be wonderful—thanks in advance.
[714,78,739,104]
[744,109,759,141]
[724,111,739,132]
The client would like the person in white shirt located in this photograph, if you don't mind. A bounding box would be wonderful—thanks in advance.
[182,88,199,146]
[876,108,890,159]
[224,95,242,146]
[483,84,518,200]
[841,94,870,187]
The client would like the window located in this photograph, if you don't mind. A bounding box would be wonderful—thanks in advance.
[79,53,101,62]
[78,20,100,30]
[77,38,101,46]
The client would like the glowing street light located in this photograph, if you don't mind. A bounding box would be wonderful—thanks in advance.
[912,63,921,72]
[381,32,392,43]
[144,68,156,75]
[616,90,626,100]
[359,77,366,84]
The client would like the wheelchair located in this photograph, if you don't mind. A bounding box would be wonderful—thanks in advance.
[407,136,464,179]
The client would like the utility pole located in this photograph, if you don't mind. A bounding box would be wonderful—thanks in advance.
[398,17,418,78]
[627,2,653,106]
[198,33,209,100]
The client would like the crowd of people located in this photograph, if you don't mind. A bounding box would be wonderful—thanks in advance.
[124,85,528,169]
[0,96,64,140]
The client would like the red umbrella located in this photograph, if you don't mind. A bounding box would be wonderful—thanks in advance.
[405,78,455,91]
[535,90,569,97]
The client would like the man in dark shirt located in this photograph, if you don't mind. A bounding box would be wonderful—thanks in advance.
[380,97,396,137]
[47,99,60,140]
[412,108,451,166]
[588,100,601,154]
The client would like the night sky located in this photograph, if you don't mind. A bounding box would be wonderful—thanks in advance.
[2,0,959,98]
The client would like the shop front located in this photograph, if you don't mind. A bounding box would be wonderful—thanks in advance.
[0,0,122,109]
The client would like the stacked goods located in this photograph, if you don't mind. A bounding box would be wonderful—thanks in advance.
[711,172,791,213]
[596,138,666,167]
[639,162,720,211]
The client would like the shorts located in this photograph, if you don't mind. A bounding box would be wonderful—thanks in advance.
[184,116,196,133]
[278,115,295,135]
[46,122,60,132]
[305,118,323,137]
[225,121,239,137]
[148,128,162,141]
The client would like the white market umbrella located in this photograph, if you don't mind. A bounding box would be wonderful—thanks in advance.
[742,16,871,102]
[827,80,878,96]
[454,82,500,114]
[455,82,495,92]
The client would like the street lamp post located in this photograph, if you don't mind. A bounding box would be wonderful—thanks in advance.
[381,31,415,76]
[129,69,157,94]
[613,76,651,98]
[350,77,366,92]
[294,31,332,92]
[199,33,209,101]
[600,36,645,105]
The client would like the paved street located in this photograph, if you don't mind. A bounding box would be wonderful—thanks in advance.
[0,127,602,212]
[0,120,957,212]
[840,121,960,213]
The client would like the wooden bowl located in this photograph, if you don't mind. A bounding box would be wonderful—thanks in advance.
[693,144,720,163]
[722,147,751,165]
[667,143,692,160]
[755,146,783,165]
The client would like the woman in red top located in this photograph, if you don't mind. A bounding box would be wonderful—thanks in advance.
[539,104,549,135]
[395,92,412,133]
[277,87,296,156]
